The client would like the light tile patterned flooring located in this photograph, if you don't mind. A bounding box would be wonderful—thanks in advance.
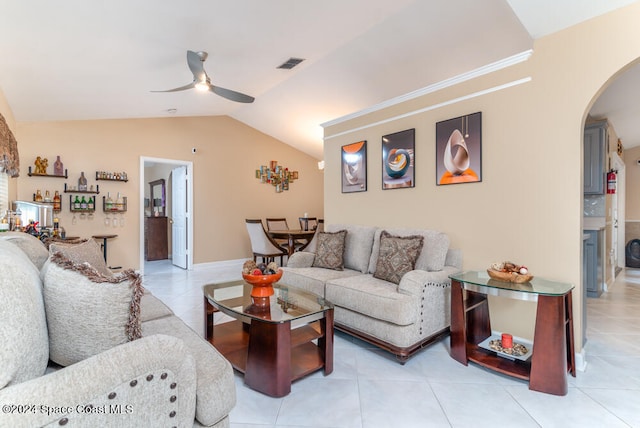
[143,260,640,428]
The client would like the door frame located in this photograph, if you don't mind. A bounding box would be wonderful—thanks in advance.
[139,156,194,274]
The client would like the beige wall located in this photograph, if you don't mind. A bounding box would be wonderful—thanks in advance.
[14,115,324,269]
[323,3,640,351]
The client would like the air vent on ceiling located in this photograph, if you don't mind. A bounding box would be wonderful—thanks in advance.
[277,57,305,70]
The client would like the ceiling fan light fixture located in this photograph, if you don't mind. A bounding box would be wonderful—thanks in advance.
[195,81,209,91]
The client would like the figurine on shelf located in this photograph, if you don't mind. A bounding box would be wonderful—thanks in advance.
[53,155,64,176]
[34,156,48,175]
[78,171,87,191]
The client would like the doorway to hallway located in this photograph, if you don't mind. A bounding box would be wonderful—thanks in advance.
[140,157,193,274]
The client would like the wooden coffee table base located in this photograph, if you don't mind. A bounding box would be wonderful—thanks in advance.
[205,297,333,397]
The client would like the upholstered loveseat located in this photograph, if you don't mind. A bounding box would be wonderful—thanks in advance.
[282,224,462,362]
[0,232,235,427]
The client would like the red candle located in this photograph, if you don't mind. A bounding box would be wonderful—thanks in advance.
[501,333,513,349]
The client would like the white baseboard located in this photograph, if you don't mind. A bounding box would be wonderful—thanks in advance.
[192,258,245,270]
[575,348,588,372]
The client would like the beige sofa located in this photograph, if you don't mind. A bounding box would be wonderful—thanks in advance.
[282,224,462,362]
[0,232,235,427]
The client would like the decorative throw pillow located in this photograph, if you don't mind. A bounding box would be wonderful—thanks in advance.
[312,230,347,271]
[43,252,143,366]
[373,231,424,284]
[50,238,112,277]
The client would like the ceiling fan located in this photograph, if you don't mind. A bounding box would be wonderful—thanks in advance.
[152,50,255,103]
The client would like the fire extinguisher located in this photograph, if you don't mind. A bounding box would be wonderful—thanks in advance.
[607,170,617,194]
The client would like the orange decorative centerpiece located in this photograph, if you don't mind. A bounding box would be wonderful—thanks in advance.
[242,270,283,297]
[242,260,282,307]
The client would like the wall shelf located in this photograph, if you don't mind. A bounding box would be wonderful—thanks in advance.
[69,195,95,212]
[96,171,128,182]
[64,183,100,194]
[27,166,68,179]
[103,195,127,213]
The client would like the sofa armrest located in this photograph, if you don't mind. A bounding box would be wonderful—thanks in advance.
[398,267,459,336]
[286,251,315,268]
[445,248,463,270]
[397,266,459,297]
[0,335,196,428]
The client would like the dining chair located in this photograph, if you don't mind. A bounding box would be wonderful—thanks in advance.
[245,219,287,266]
[265,217,291,251]
[299,219,324,252]
[298,217,318,231]
[266,218,289,231]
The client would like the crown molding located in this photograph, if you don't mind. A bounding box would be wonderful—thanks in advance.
[321,49,533,130]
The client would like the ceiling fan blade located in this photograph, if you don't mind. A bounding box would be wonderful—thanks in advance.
[151,82,196,92]
[187,50,207,82]
[211,85,255,103]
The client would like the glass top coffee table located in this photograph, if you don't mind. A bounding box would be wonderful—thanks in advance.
[203,279,334,397]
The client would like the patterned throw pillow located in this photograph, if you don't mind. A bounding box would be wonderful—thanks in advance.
[49,239,112,277]
[312,230,347,271]
[43,252,143,366]
[373,231,424,284]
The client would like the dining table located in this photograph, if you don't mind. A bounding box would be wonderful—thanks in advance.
[267,229,316,256]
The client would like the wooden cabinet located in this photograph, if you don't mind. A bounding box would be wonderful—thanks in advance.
[584,122,606,194]
[145,216,168,261]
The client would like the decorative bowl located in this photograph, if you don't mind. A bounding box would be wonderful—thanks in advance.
[242,269,283,299]
[242,269,283,286]
[487,269,533,283]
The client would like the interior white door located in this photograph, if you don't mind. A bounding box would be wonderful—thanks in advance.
[171,166,188,269]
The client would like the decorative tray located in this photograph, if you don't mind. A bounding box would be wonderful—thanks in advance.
[478,334,533,361]
[487,269,533,283]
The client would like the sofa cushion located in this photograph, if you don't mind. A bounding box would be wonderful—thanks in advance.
[50,238,112,277]
[0,240,49,388]
[326,224,377,273]
[368,228,450,273]
[142,315,236,426]
[312,230,347,270]
[373,231,424,284]
[325,274,418,326]
[140,290,174,322]
[281,266,362,297]
[0,231,49,270]
[43,252,143,366]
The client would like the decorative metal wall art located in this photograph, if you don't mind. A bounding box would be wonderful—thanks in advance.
[256,160,298,193]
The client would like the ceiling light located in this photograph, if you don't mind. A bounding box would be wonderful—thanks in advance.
[195,81,209,91]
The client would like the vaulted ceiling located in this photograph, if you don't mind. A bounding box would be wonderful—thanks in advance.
[0,0,637,159]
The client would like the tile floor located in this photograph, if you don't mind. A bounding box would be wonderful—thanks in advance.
[143,260,640,428]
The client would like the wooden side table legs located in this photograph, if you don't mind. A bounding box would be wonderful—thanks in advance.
[529,293,575,395]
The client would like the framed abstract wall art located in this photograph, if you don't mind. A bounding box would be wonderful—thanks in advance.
[341,141,367,193]
[382,129,415,190]
[436,112,482,185]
